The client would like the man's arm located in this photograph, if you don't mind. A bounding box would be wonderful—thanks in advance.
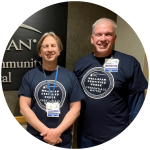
[19,95,62,144]
[128,91,145,122]
[41,101,81,144]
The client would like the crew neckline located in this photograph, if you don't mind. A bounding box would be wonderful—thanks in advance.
[91,50,116,60]
[40,65,59,74]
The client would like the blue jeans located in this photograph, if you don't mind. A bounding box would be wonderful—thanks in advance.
[77,133,101,148]
[34,135,72,148]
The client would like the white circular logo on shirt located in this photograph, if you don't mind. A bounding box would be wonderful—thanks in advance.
[34,80,66,111]
[81,67,114,99]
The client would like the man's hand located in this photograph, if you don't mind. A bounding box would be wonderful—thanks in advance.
[40,128,62,145]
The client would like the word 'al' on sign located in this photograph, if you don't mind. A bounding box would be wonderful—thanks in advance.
[1,72,11,83]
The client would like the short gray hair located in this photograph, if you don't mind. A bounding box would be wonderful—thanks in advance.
[92,18,117,35]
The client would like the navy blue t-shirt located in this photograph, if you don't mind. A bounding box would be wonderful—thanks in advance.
[18,65,85,146]
[74,50,148,143]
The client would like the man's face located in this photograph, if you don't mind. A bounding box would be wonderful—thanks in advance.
[39,35,60,63]
[91,21,117,57]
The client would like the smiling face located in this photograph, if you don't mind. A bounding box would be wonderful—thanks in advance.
[39,35,60,64]
[91,21,117,57]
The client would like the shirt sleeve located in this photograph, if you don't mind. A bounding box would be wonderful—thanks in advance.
[18,72,31,98]
[69,74,85,103]
[128,91,145,122]
[127,59,148,95]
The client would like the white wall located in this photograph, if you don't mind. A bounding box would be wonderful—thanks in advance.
[115,15,145,70]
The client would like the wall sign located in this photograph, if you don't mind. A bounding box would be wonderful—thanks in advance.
[2,3,68,90]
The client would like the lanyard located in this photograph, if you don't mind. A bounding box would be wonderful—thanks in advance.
[42,66,58,99]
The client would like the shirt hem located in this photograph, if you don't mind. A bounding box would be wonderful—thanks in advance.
[82,132,103,143]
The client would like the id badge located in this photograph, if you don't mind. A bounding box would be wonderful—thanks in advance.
[46,102,60,117]
[46,102,53,117]
[53,102,60,114]
[53,102,60,117]
[104,58,119,72]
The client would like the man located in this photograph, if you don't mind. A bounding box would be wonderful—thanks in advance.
[74,18,148,148]
[18,32,85,148]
